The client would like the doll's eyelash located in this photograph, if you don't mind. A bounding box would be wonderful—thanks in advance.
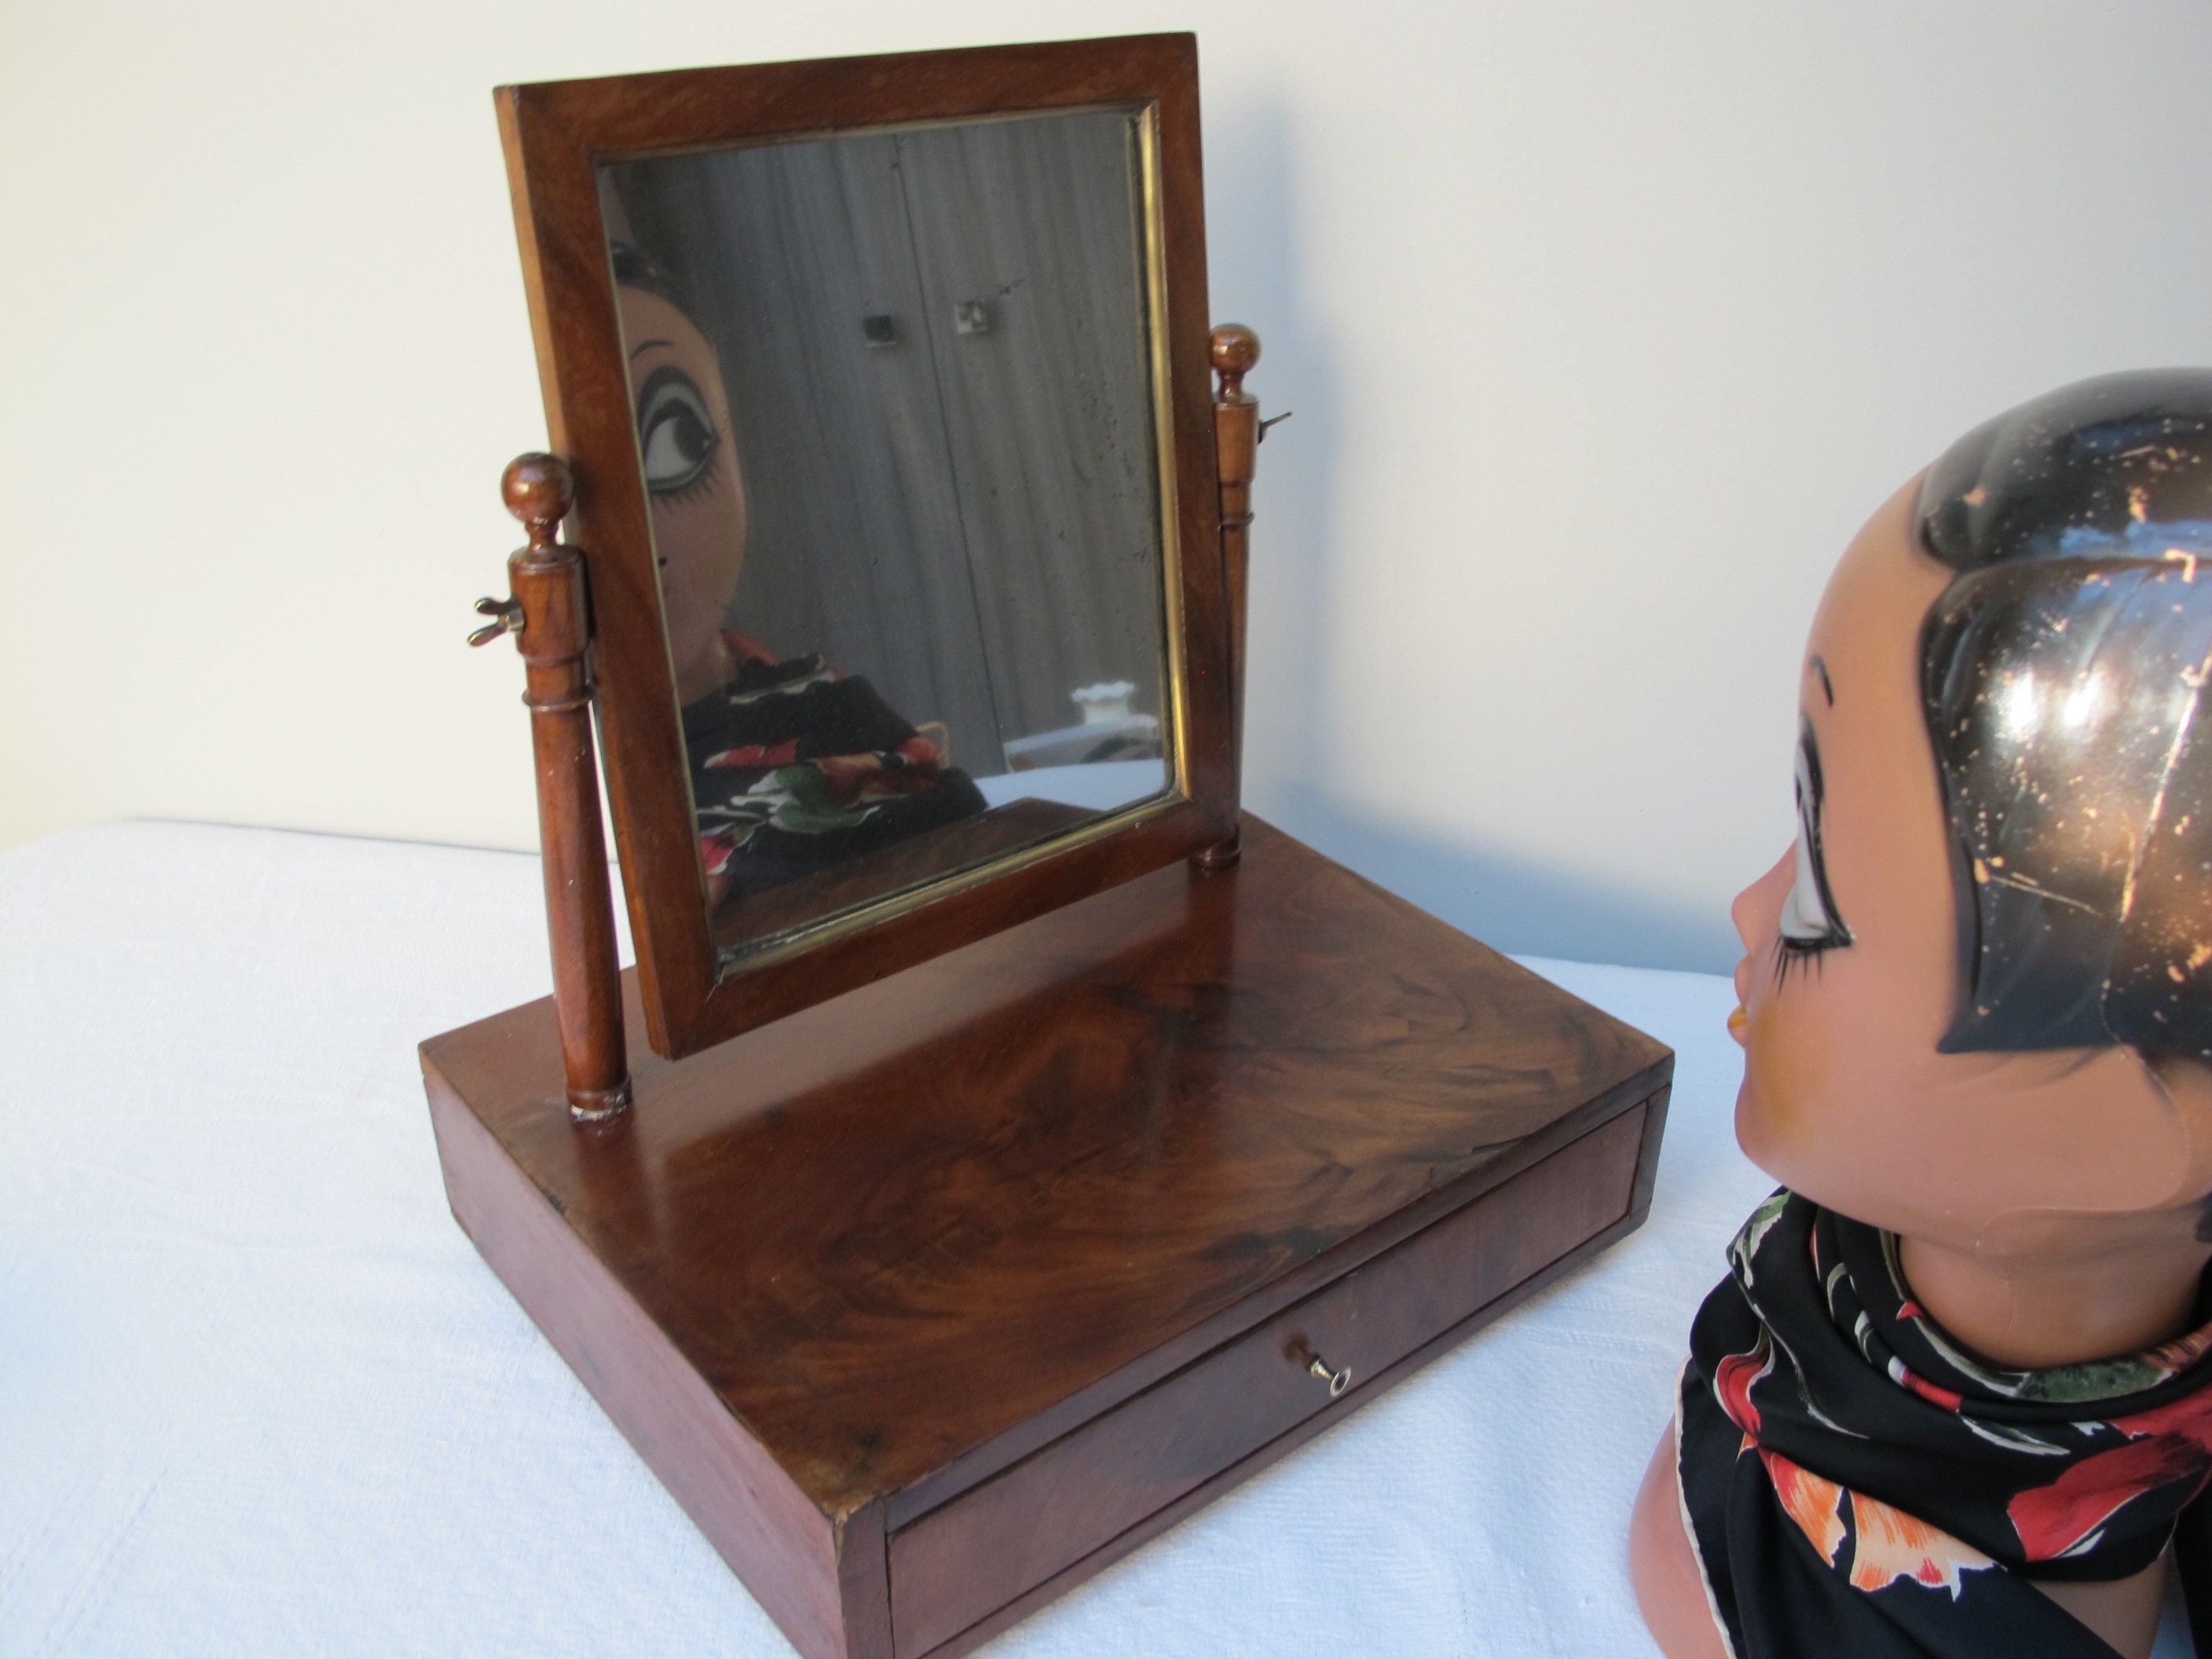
[1773,934,1833,987]
[1774,717,1851,983]
[657,463,721,508]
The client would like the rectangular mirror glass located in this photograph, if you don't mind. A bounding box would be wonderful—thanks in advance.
[599,107,1177,968]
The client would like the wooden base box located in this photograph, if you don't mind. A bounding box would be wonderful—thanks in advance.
[421,817,1672,1659]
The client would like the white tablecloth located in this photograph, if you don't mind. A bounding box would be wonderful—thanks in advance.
[0,823,2191,1656]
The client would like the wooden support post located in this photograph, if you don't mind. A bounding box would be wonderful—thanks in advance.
[473,453,632,1121]
[1196,324,1261,871]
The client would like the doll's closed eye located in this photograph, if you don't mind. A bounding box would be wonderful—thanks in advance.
[1778,716,1851,973]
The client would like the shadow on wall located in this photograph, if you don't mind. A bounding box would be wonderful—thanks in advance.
[1254,781,1741,976]
[1207,103,1738,977]
[1205,99,1337,828]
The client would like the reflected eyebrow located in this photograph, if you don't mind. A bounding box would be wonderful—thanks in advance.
[628,338,674,361]
[1807,654,1835,706]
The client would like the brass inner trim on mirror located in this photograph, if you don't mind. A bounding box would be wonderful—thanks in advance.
[714,787,1186,976]
[624,97,1194,986]
[1136,101,1194,807]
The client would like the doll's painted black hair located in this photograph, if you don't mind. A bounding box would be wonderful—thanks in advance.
[1917,368,2212,1062]
[609,240,682,304]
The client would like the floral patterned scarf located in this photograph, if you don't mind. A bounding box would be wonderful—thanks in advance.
[681,635,985,913]
[1679,1190,2212,1657]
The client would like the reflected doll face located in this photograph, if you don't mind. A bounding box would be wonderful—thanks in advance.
[618,284,748,704]
[1727,478,2212,1251]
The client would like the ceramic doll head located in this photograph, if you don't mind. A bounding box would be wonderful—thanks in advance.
[1730,370,2212,1296]
[611,242,749,705]
[1638,373,2212,1659]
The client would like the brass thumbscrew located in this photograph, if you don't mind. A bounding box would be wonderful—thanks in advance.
[468,595,526,647]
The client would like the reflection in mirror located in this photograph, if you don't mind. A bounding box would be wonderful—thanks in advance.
[599,108,1176,965]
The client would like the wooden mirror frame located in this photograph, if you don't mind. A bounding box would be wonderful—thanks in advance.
[496,34,1236,1061]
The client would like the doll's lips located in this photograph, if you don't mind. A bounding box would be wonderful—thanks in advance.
[1727,1005,1749,1046]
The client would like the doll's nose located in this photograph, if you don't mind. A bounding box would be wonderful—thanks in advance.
[1731,845,1797,955]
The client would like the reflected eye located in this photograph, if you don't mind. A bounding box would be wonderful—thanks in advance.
[1778,717,1851,959]
[635,368,720,499]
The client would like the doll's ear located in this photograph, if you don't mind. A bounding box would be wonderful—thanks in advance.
[1950,1043,2212,1231]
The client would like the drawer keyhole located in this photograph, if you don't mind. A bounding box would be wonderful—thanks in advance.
[1306,1353,1351,1397]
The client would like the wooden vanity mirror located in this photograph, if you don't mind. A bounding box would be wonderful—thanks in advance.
[425,33,1674,1659]
[496,34,1232,1060]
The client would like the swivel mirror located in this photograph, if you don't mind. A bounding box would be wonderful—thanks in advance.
[603,108,1176,961]
[493,36,1235,1060]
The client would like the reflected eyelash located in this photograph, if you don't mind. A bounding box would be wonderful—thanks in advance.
[653,460,721,509]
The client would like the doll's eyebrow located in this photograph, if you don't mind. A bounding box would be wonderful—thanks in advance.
[1807,655,1835,706]
[628,339,675,361]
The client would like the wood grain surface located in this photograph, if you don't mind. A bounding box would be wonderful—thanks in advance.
[425,818,1669,1516]
[886,1104,1652,1657]
[424,815,1672,1658]
[430,1064,848,1656]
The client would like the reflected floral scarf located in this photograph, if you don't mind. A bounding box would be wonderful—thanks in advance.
[1679,1191,2212,1657]
[682,632,984,910]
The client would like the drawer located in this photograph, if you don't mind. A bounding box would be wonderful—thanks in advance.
[886,1100,1651,1657]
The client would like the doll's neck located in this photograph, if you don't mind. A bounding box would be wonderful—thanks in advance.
[674,632,736,706]
[1897,1228,2211,1372]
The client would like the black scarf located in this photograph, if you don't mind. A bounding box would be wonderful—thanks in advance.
[1679,1191,2212,1657]
[680,650,985,904]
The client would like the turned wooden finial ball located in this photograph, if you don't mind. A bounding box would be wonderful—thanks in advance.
[1210,324,1260,376]
[502,452,575,539]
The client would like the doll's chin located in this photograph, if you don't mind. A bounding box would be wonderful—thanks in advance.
[1731,1077,1790,1182]
[1732,1075,1836,1200]
[1731,1050,1782,1144]
[1733,1081,1914,1229]
[668,623,723,690]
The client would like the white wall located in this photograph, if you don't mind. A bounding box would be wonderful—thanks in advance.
[5,0,2209,972]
